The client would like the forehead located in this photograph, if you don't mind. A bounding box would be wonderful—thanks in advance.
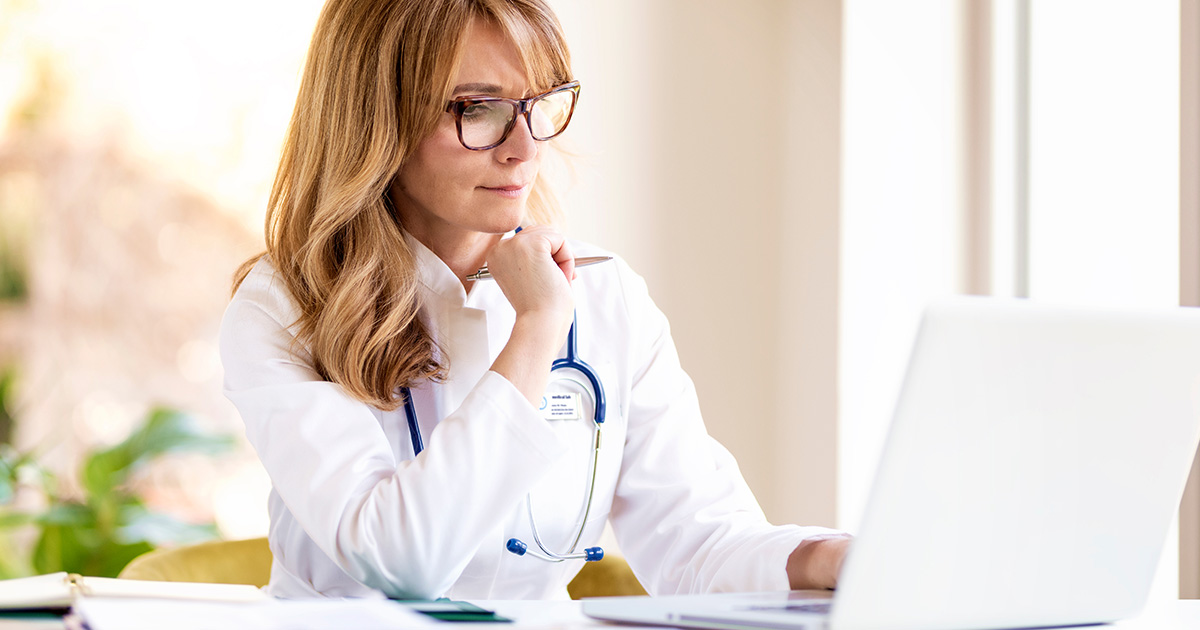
[450,20,529,97]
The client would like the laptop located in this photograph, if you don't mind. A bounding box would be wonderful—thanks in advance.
[583,297,1200,630]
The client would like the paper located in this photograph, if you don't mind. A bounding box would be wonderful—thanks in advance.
[73,577,264,602]
[74,597,436,630]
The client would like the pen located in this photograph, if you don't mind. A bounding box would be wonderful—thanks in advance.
[466,256,613,281]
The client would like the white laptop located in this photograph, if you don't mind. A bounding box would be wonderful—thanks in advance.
[583,297,1200,630]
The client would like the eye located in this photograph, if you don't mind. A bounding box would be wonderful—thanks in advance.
[461,100,501,121]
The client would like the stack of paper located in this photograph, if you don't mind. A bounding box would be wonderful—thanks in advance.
[73,597,436,630]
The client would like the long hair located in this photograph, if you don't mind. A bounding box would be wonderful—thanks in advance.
[234,0,574,410]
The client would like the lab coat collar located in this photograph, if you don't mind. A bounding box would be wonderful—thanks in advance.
[401,231,504,311]
[402,231,470,306]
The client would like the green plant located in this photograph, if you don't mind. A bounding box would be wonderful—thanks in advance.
[0,240,26,303]
[0,407,234,578]
[0,365,17,445]
[0,443,44,578]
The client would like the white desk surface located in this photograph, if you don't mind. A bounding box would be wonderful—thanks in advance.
[483,599,1200,630]
[5,597,1200,630]
[1104,600,1200,630]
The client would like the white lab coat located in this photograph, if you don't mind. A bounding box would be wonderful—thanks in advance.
[219,234,840,600]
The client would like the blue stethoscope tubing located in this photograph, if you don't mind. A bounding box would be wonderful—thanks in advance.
[400,311,605,563]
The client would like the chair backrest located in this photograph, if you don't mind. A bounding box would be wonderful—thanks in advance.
[118,537,273,587]
[568,555,648,599]
[119,537,646,598]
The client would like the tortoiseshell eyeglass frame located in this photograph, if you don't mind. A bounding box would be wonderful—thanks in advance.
[444,80,581,151]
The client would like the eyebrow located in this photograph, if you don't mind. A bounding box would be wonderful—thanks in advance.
[451,82,505,97]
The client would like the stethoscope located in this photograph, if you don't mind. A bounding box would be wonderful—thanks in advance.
[400,311,606,563]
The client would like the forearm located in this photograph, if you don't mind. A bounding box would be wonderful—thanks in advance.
[490,311,571,405]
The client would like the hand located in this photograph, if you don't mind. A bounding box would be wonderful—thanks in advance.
[485,225,576,329]
[485,225,577,406]
[786,534,853,590]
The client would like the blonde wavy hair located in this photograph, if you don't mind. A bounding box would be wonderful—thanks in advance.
[234,0,574,410]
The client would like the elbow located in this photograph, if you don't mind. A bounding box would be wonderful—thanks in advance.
[329,494,457,599]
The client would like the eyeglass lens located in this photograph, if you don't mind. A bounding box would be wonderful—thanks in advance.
[459,90,575,149]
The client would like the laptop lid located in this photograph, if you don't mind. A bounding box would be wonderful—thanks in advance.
[583,298,1200,630]
[831,297,1200,630]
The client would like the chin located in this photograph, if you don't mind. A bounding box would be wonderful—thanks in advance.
[474,206,526,234]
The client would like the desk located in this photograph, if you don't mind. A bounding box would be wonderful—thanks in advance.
[485,599,1200,630]
[1104,601,1200,630]
[6,598,1200,630]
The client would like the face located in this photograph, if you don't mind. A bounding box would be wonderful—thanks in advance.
[391,19,542,248]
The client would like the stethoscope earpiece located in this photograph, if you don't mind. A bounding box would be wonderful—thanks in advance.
[506,537,603,562]
[506,538,528,556]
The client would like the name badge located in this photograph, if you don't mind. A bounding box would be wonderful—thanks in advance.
[540,393,581,421]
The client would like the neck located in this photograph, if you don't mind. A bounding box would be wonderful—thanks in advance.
[433,233,501,294]
[403,222,502,295]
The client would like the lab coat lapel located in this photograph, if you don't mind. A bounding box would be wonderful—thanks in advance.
[402,232,507,430]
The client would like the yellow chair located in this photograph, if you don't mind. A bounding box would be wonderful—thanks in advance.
[119,537,273,587]
[120,537,646,598]
[566,553,648,599]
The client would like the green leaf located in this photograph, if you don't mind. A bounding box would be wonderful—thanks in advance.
[31,520,154,577]
[0,366,16,444]
[81,449,129,500]
[118,509,219,547]
[31,521,90,575]
[36,502,93,527]
[0,444,28,505]
[0,510,33,529]
[0,533,33,579]
[22,407,234,577]
[93,539,154,578]
[82,408,234,497]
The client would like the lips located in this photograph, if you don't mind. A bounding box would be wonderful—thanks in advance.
[479,181,531,199]
[481,182,529,191]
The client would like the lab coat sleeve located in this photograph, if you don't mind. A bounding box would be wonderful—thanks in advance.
[219,262,567,599]
[608,262,842,594]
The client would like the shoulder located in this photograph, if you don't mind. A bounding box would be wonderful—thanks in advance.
[223,256,303,338]
[568,238,642,287]
[568,239,646,282]
[567,239,656,321]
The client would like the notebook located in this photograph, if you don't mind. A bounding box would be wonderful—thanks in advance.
[0,572,266,613]
[583,297,1200,630]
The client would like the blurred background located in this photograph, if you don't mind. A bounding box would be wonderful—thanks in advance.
[0,0,1197,599]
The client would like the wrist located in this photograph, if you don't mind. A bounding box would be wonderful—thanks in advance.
[514,306,573,344]
[491,309,573,406]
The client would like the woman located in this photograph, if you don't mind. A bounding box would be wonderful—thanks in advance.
[220,0,850,600]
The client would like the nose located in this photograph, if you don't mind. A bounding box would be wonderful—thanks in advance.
[494,113,539,163]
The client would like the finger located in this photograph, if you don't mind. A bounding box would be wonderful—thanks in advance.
[550,236,575,281]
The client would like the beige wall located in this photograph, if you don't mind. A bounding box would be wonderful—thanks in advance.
[553,0,842,528]
[555,3,1199,583]
[1181,0,1200,600]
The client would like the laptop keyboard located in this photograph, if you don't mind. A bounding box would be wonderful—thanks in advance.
[747,602,832,615]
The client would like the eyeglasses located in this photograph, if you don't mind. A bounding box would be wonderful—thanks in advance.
[444,81,580,151]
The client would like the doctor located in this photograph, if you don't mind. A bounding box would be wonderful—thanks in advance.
[220,0,850,600]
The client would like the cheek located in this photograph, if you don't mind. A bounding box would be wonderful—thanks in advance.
[403,132,480,201]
